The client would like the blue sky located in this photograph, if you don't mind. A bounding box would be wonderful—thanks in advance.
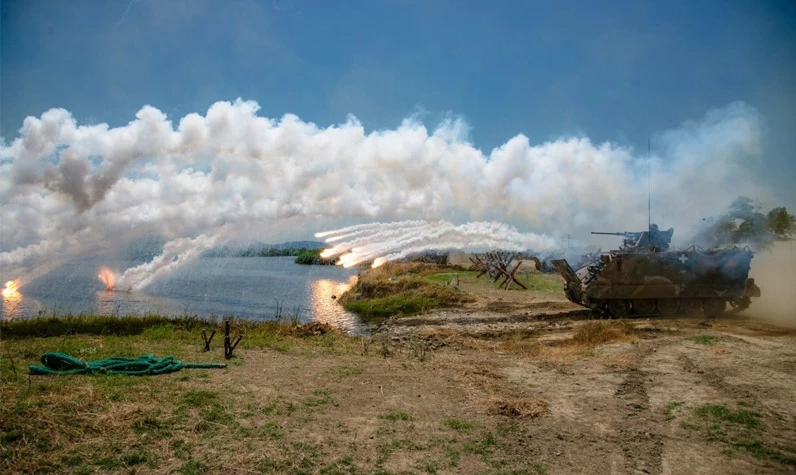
[1,0,794,205]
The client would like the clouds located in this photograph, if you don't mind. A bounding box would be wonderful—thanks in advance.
[0,99,767,287]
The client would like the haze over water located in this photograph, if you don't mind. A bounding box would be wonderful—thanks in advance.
[1,257,366,333]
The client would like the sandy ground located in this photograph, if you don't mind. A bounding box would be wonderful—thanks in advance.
[348,268,796,474]
[368,310,796,474]
[169,288,796,474]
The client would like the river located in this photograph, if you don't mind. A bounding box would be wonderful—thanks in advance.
[1,257,371,333]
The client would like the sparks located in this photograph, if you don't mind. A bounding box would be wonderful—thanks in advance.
[2,280,20,299]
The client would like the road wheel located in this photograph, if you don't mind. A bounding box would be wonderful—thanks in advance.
[632,299,656,316]
[703,299,726,318]
[656,299,679,315]
[680,299,702,316]
[608,299,632,318]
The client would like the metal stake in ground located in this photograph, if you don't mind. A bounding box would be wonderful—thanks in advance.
[201,329,216,352]
[223,320,243,360]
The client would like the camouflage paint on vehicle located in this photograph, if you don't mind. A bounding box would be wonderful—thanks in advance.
[551,225,761,318]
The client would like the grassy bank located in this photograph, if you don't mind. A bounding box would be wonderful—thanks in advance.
[338,261,565,319]
[338,263,471,318]
[0,314,554,474]
[0,315,362,474]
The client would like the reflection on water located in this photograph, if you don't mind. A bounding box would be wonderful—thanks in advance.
[310,277,358,330]
[2,288,43,322]
[94,290,185,316]
[2,286,22,322]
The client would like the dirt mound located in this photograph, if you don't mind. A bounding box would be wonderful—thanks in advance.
[487,397,550,418]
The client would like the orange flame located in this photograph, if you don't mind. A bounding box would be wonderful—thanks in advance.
[2,279,20,299]
[98,267,116,291]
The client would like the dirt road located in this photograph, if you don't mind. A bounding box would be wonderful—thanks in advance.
[371,303,796,474]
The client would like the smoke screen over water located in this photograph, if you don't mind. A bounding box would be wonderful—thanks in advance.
[0,99,778,292]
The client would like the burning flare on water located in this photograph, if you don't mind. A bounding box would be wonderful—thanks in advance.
[2,280,20,299]
[98,267,116,291]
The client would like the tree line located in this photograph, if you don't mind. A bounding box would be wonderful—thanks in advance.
[696,196,795,248]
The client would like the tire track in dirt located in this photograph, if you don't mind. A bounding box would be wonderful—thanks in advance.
[613,343,665,474]
[677,351,757,402]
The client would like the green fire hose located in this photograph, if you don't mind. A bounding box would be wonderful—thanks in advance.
[29,352,227,376]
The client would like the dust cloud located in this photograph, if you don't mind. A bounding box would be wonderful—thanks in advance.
[747,241,796,327]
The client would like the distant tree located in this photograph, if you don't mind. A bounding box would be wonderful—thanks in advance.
[728,196,756,220]
[693,196,779,249]
[767,207,796,239]
[734,213,768,244]
[714,218,738,246]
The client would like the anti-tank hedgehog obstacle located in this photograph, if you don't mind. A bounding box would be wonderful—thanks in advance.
[468,252,527,290]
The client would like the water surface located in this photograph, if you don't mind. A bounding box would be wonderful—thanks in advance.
[2,257,370,333]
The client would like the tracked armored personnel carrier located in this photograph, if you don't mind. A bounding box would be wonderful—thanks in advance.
[551,225,761,318]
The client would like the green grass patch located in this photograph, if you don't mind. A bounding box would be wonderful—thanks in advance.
[695,404,762,429]
[179,459,208,475]
[463,431,497,456]
[686,335,719,345]
[140,324,178,341]
[1,315,356,356]
[131,410,174,434]
[0,314,209,339]
[331,365,364,378]
[259,422,286,440]
[379,409,411,422]
[572,321,634,345]
[182,389,219,407]
[303,389,336,407]
[442,418,476,433]
[342,293,447,318]
[445,446,461,467]
[684,403,796,467]
[338,263,471,318]
[425,273,461,283]
[522,273,564,293]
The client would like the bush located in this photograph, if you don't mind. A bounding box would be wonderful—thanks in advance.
[294,249,337,265]
[338,262,469,318]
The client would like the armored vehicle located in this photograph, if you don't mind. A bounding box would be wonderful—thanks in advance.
[551,225,760,318]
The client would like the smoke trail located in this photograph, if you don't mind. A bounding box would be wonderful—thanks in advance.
[318,220,556,268]
[0,99,768,288]
[116,233,223,291]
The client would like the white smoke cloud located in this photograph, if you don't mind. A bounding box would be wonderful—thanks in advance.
[116,233,223,291]
[0,99,767,288]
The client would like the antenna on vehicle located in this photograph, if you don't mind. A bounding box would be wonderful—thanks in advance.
[648,138,651,235]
